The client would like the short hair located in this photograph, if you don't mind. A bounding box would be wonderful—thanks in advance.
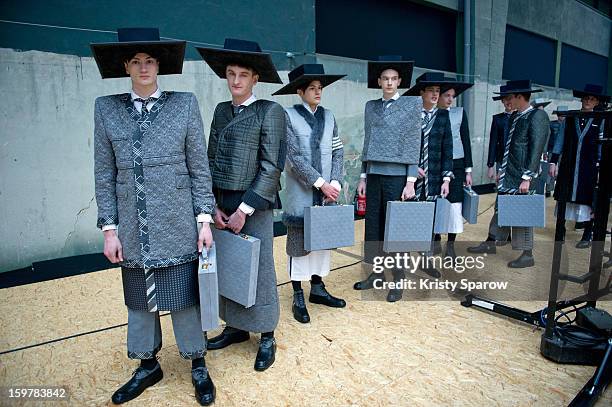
[123,51,161,64]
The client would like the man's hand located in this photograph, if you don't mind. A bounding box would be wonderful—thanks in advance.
[214,208,229,229]
[417,167,426,179]
[519,179,530,193]
[227,208,247,234]
[321,182,340,202]
[357,178,366,197]
[548,163,557,178]
[197,223,213,252]
[487,166,495,180]
[465,173,473,187]
[401,182,416,201]
[440,180,450,198]
[103,229,123,263]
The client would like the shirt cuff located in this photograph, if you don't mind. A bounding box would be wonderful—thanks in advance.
[313,177,326,189]
[521,174,532,181]
[443,177,451,183]
[406,176,417,183]
[102,224,117,231]
[197,214,213,224]
[465,167,472,173]
[238,202,255,216]
[330,180,341,191]
[359,173,367,179]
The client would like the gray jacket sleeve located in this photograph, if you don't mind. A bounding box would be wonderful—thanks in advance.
[285,111,322,188]
[524,110,550,178]
[241,102,287,207]
[93,98,118,228]
[331,119,344,182]
[186,94,216,215]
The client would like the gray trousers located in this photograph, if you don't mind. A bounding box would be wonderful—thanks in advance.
[488,199,534,251]
[127,305,206,360]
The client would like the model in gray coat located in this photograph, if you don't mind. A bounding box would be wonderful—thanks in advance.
[272,63,347,324]
[92,28,216,406]
[197,38,285,372]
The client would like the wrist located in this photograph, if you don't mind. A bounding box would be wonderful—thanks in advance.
[103,229,117,239]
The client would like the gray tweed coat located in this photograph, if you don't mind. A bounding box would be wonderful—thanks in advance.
[94,92,215,268]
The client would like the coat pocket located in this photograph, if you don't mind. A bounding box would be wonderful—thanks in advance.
[115,183,128,199]
[175,173,192,189]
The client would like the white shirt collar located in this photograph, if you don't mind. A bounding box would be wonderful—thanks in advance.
[302,101,320,114]
[234,93,257,107]
[518,105,534,116]
[381,92,400,102]
[130,87,162,101]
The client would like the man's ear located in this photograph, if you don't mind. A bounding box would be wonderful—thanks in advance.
[397,77,402,87]
[124,61,129,75]
[377,77,382,88]
[253,74,259,86]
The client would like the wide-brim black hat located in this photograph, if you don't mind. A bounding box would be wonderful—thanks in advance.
[90,28,186,79]
[493,79,543,96]
[552,105,569,115]
[531,98,552,108]
[367,56,414,89]
[572,83,610,102]
[196,38,282,84]
[403,72,455,96]
[272,64,345,95]
[439,77,474,96]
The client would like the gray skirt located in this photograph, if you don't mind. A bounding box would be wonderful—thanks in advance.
[121,259,199,312]
[219,209,280,333]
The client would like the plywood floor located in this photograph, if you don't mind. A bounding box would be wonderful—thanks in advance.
[1,194,611,406]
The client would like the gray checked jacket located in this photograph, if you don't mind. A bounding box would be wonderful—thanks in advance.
[94,92,215,266]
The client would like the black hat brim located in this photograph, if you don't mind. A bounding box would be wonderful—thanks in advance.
[195,47,282,84]
[572,89,611,102]
[90,41,186,79]
[367,61,414,89]
[440,82,474,97]
[272,74,346,95]
[493,88,543,96]
[532,101,552,108]
[402,79,456,96]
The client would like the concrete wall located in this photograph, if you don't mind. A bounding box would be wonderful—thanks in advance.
[0,48,584,271]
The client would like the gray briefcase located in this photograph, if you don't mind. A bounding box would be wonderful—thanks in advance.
[197,244,220,332]
[304,204,355,251]
[212,228,261,308]
[433,197,452,234]
[462,187,479,224]
[498,193,546,228]
[383,200,435,252]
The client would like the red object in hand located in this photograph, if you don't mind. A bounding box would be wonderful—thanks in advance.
[356,194,366,216]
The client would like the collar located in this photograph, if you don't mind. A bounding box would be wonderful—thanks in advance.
[131,87,162,101]
[517,105,534,116]
[302,101,320,114]
[381,92,400,102]
[422,106,437,114]
[233,93,257,108]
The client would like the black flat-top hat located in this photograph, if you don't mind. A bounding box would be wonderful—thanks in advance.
[402,72,455,96]
[196,38,282,84]
[272,64,345,96]
[493,79,543,96]
[367,56,414,89]
[572,83,610,102]
[439,76,474,96]
[90,28,186,79]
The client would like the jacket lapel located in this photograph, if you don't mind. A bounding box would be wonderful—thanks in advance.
[220,102,258,133]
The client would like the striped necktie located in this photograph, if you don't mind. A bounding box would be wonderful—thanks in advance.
[134,97,157,115]
[383,98,394,110]
[232,104,245,117]
[416,110,432,199]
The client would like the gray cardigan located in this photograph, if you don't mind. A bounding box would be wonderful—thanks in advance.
[94,92,215,266]
[361,96,422,168]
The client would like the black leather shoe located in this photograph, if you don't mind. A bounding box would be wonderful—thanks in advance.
[444,242,457,261]
[192,367,215,406]
[508,252,535,268]
[292,289,310,323]
[386,288,403,302]
[353,272,385,290]
[309,283,346,308]
[111,365,163,404]
[421,267,441,279]
[207,327,249,350]
[254,337,276,371]
[576,239,592,249]
[467,241,496,254]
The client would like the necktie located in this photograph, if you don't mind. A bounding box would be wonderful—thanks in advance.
[416,110,432,199]
[232,105,245,116]
[134,97,157,114]
[383,99,394,110]
[498,111,526,193]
